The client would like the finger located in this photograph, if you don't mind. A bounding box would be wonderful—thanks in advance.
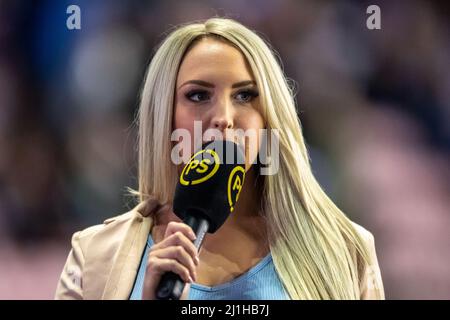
[147,257,193,283]
[180,283,191,300]
[164,221,196,241]
[150,246,197,281]
[152,231,199,265]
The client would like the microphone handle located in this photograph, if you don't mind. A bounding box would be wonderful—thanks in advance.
[155,213,209,300]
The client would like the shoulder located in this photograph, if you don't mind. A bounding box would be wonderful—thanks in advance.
[72,201,152,253]
[71,198,161,251]
[72,199,160,251]
[55,200,158,299]
[73,210,135,243]
[56,210,139,300]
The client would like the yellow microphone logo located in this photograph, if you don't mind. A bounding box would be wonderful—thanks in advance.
[227,166,245,212]
[180,149,220,186]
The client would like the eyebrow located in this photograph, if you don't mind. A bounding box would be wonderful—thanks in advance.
[178,80,256,90]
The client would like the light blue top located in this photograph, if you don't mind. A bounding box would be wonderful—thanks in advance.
[129,233,290,300]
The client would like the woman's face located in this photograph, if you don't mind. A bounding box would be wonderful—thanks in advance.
[173,37,264,170]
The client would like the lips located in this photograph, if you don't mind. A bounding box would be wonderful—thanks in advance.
[202,134,243,146]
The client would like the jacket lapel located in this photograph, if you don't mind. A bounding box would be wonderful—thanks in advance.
[103,213,152,299]
[82,201,154,299]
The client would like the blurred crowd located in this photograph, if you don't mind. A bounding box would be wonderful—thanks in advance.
[0,0,448,299]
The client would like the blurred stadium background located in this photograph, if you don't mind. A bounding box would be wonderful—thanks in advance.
[0,0,449,299]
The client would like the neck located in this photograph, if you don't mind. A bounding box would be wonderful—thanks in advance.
[200,166,268,255]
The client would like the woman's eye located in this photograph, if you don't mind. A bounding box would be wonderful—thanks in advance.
[235,89,259,103]
[185,90,210,102]
[184,89,259,103]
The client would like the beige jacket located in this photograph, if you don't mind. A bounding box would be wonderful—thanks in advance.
[54,200,385,300]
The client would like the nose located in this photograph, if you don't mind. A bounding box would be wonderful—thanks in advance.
[210,97,234,131]
[212,117,233,131]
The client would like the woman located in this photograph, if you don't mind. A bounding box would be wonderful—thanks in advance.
[55,18,384,300]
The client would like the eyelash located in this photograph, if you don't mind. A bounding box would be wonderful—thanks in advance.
[184,89,259,104]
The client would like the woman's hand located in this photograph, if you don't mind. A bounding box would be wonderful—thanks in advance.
[142,220,200,300]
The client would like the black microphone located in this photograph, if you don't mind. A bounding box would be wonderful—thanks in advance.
[155,139,246,300]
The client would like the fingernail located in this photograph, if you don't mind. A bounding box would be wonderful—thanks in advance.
[195,256,200,265]
[188,276,194,283]
[191,232,197,241]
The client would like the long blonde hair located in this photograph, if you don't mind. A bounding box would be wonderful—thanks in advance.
[132,17,371,299]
